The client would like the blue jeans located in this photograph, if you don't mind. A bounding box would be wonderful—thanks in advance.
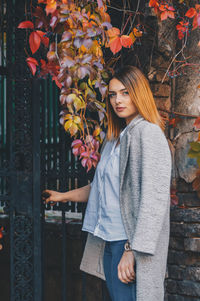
[103,240,136,301]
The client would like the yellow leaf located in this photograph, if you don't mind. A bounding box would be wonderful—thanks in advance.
[64,120,73,131]
[129,32,136,43]
[73,116,81,124]
[89,40,103,57]
[67,104,74,114]
[69,123,78,136]
[74,98,85,111]
[80,45,87,53]
[64,113,73,120]
[93,127,101,136]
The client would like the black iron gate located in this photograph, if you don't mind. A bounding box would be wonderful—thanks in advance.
[0,1,99,300]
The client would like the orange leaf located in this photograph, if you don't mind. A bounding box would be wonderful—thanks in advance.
[107,27,120,38]
[99,7,111,23]
[46,1,57,15]
[109,36,122,54]
[185,7,196,18]
[29,31,41,54]
[133,28,142,37]
[26,57,39,76]
[120,35,133,48]
[18,21,34,29]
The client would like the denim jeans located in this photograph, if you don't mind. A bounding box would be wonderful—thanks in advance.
[103,240,136,301]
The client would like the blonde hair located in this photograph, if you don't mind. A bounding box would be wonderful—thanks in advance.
[106,65,165,140]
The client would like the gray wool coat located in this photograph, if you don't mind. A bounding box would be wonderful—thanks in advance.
[80,114,172,301]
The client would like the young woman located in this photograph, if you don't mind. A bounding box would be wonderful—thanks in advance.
[43,66,172,301]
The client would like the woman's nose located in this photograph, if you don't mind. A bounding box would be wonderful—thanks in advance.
[115,94,122,104]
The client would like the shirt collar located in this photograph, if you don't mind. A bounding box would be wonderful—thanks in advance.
[120,113,144,139]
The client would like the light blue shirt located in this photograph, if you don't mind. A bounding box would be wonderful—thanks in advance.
[82,126,129,241]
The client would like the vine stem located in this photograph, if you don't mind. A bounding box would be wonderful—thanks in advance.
[55,34,61,66]
[161,30,188,83]
[159,108,200,119]
[121,14,132,35]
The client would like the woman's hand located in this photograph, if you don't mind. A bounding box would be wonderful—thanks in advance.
[42,190,66,205]
[117,251,136,284]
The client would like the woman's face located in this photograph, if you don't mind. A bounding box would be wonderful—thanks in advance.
[108,78,139,125]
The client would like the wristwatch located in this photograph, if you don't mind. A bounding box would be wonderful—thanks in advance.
[124,240,133,252]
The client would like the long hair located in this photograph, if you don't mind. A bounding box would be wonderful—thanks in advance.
[106,65,165,140]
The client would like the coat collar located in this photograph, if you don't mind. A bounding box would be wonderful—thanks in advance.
[125,113,145,132]
[119,113,144,188]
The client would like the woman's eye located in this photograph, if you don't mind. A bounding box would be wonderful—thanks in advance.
[123,91,129,95]
[109,94,115,98]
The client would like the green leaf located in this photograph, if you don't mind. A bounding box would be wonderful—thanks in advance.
[188,149,199,158]
[189,142,200,152]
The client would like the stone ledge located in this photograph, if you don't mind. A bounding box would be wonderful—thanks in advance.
[168,250,200,266]
[169,237,184,250]
[168,265,200,282]
[170,208,200,223]
[170,222,200,238]
[177,192,200,207]
[166,279,200,297]
[167,294,199,301]
[184,238,200,252]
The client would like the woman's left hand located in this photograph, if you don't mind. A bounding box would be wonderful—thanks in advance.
[117,251,136,284]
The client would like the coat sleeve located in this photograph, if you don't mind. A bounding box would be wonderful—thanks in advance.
[130,123,172,256]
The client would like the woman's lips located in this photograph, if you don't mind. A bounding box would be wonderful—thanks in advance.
[116,107,125,112]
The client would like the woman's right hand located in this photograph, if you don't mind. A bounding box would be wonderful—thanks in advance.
[42,190,67,205]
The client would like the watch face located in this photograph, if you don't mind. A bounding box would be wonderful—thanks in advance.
[124,242,130,251]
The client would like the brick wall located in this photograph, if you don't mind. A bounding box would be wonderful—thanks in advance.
[148,29,200,298]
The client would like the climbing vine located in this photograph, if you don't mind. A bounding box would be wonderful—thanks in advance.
[18,0,200,197]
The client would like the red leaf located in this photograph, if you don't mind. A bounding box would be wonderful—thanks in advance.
[26,57,39,76]
[178,30,184,40]
[36,30,49,47]
[185,8,196,18]
[86,159,93,172]
[160,11,168,21]
[18,21,34,29]
[29,31,41,54]
[52,76,62,89]
[149,0,159,8]
[168,11,175,19]
[169,116,181,127]
[71,139,83,148]
[170,194,179,206]
[109,36,122,54]
[192,15,198,30]
[194,117,200,130]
